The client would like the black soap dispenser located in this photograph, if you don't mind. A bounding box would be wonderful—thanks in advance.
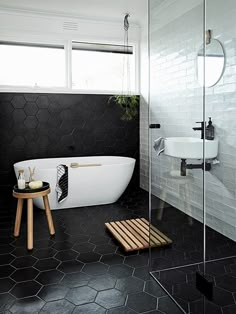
[206,117,214,140]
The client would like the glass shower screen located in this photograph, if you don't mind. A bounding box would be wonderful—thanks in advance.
[148,0,236,313]
[148,0,205,313]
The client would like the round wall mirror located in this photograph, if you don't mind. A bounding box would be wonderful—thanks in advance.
[197,38,225,87]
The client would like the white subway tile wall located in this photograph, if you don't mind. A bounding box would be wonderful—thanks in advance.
[140,0,236,243]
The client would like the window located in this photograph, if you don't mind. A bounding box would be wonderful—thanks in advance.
[0,42,65,87]
[0,40,137,93]
[72,42,135,92]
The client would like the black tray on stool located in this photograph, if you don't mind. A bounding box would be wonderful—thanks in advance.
[13,182,50,193]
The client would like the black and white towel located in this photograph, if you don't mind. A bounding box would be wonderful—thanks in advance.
[56,164,68,203]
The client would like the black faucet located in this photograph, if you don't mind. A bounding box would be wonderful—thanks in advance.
[192,121,206,139]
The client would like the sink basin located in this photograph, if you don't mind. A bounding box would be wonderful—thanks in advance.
[164,137,218,159]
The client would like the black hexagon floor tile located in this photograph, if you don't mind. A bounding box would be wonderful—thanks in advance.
[158,296,185,314]
[144,280,167,298]
[52,241,74,251]
[10,296,45,314]
[11,246,33,257]
[88,274,117,291]
[11,267,39,282]
[199,261,226,276]
[60,272,91,288]
[151,257,174,270]
[173,282,202,303]
[38,284,69,302]
[0,310,11,314]
[55,250,78,261]
[115,276,144,293]
[10,280,42,298]
[73,242,95,253]
[0,278,15,293]
[36,269,64,285]
[100,253,124,265]
[159,269,187,285]
[45,232,67,243]
[11,256,37,268]
[89,235,110,245]
[126,292,157,313]
[95,288,126,309]
[40,299,74,314]
[83,262,108,276]
[66,234,90,243]
[77,252,101,263]
[73,302,106,314]
[34,239,54,249]
[211,287,235,307]
[0,265,15,278]
[94,244,117,255]
[1,186,236,313]
[190,298,222,314]
[107,306,136,314]
[229,264,236,275]
[33,248,57,259]
[0,254,15,265]
[65,285,97,305]
[215,274,236,292]
[141,311,163,314]
[133,266,151,281]
[223,304,236,314]
[34,258,60,271]
[0,244,14,254]
[57,260,83,273]
[109,264,134,278]
[0,293,15,312]
[124,255,149,268]
[12,237,30,249]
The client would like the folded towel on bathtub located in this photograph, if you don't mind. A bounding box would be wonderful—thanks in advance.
[56,164,68,203]
[154,137,165,156]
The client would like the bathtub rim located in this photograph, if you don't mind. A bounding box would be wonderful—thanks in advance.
[13,156,136,170]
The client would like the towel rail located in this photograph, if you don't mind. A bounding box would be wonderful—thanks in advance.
[69,163,102,168]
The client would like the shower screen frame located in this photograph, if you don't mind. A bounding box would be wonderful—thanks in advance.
[148,0,207,312]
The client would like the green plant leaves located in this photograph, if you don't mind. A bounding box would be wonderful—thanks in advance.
[108,95,139,121]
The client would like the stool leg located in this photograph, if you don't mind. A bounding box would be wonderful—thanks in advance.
[14,199,24,237]
[27,199,33,250]
[43,195,55,236]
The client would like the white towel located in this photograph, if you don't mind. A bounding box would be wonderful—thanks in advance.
[154,137,165,156]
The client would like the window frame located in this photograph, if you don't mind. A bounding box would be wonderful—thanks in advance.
[0,36,139,95]
[71,41,136,94]
[0,40,67,89]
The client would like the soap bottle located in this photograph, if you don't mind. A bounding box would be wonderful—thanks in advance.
[18,170,26,190]
[206,117,214,140]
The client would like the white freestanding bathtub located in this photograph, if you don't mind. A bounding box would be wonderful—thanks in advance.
[14,156,135,210]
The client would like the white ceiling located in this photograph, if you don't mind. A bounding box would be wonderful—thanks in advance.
[0,0,148,25]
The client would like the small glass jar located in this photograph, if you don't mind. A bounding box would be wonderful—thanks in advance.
[18,170,26,190]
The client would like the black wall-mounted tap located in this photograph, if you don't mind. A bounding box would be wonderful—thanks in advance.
[192,121,206,139]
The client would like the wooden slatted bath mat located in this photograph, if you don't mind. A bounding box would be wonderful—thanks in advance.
[105,218,172,252]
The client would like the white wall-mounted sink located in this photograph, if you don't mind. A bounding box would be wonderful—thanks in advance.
[164,137,218,159]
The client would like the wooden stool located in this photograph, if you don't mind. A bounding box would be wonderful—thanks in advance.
[13,183,55,250]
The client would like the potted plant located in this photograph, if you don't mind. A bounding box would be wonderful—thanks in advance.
[109,95,139,121]
[108,14,139,121]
